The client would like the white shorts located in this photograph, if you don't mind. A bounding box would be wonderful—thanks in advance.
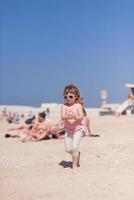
[64,129,83,156]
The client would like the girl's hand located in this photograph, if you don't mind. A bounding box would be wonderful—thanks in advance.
[67,112,76,119]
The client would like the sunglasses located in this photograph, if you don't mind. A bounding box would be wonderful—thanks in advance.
[64,95,75,99]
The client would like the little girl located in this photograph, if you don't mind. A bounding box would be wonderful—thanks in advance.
[61,84,84,170]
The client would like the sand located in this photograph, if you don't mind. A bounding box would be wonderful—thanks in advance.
[0,115,134,200]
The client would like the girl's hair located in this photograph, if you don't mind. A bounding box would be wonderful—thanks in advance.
[78,97,85,106]
[78,97,86,115]
[82,107,87,116]
[39,111,46,119]
[63,84,80,101]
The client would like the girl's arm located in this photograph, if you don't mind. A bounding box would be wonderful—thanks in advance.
[75,104,84,120]
[61,105,69,120]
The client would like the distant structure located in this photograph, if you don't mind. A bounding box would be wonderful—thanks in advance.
[2,107,7,116]
[115,83,134,116]
[100,90,108,107]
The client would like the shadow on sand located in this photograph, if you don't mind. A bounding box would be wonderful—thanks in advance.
[59,160,72,168]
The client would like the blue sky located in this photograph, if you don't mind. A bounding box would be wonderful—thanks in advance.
[0,0,134,107]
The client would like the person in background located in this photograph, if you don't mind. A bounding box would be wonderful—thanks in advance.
[21,111,50,142]
[79,97,99,137]
[50,120,65,139]
[128,93,134,100]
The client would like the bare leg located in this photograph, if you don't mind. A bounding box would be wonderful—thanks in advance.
[21,130,36,142]
[54,132,64,139]
[77,152,80,167]
[72,156,79,170]
[21,135,33,142]
[36,132,49,141]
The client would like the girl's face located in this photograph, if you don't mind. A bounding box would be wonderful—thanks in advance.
[64,93,76,105]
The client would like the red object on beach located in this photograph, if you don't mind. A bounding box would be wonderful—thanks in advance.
[16,126,26,130]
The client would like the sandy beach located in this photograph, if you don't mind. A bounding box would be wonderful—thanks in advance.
[1,0,134,199]
[1,115,134,200]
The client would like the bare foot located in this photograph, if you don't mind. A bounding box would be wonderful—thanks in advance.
[77,152,80,167]
[72,165,78,172]
[21,137,31,142]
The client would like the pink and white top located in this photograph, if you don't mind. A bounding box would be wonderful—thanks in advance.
[61,103,83,133]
